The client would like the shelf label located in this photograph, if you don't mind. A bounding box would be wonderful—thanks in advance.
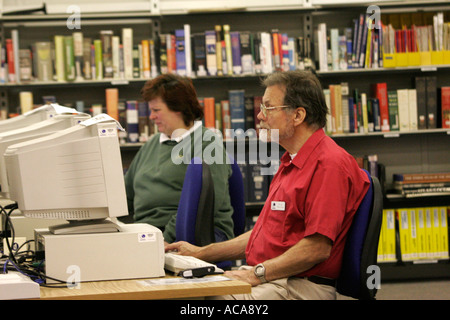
[110,80,129,85]
[420,66,437,72]
[383,132,400,138]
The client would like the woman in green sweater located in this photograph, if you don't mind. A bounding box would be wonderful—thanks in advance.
[124,74,234,244]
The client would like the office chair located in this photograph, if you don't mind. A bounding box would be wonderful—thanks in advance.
[175,157,215,247]
[228,156,246,237]
[336,169,383,300]
[175,155,246,248]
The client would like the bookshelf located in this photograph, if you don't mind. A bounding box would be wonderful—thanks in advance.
[1,0,449,280]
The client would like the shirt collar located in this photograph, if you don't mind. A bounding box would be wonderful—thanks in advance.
[159,120,202,144]
[281,128,326,169]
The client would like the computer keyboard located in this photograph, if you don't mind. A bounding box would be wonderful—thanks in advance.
[0,271,40,300]
[164,252,223,274]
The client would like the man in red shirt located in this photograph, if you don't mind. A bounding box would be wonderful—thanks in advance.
[166,70,370,299]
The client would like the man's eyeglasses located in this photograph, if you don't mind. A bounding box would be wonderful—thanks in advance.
[260,103,290,118]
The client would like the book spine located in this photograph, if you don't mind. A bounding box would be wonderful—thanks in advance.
[230,31,242,75]
[122,28,133,79]
[100,30,113,79]
[105,88,119,121]
[205,30,217,76]
[223,25,233,76]
[215,25,223,76]
[203,97,216,129]
[138,100,150,142]
[441,87,450,129]
[64,36,76,81]
[35,42,53,82]
[73,32,84,80]
[240,31,253,74]
[192,33,207,76]
[408,89,418,131]
[426,76,437,129]
[228,89,245,132]
[397,89,410,132]
[54,35,66,82]
[175,29,186,76]
[184,24,192,77]
[221,100,231,139]
[126,100,139,143]
[387,90,399,131]
[141,39,151,78]
[11,30,20,83]
[413,76,426,129]
[82,38,92,80]
[94,39,103,80]
[373,82,390,132]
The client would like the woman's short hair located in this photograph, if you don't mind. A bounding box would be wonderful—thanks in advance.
[141,73,203,126]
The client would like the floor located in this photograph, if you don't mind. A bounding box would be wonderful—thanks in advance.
[337,279,450,300]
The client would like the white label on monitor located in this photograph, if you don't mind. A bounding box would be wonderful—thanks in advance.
[98,127,118,138]
[138,233,156,242]
[81,113,125,131]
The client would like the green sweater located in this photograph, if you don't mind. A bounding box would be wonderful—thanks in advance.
[124,126,234,243]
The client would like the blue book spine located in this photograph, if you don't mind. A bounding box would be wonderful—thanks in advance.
[228,89,245,133]
[175,29,186,75]
[371,98,381,132]
[230,31,242,74]
[126,100,139,143]
[358,14,369,68]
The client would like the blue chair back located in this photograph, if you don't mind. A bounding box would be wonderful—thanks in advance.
[176,155,246,248]
[228,157,246,237]
[175,157,215,246]
[336,169,383,300]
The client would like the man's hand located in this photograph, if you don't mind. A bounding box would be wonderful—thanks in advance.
[165,241,202,258]
[225,268,261,287]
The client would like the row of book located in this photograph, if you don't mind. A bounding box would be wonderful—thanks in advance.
[378,207,449,263]
[1,28,158,83]
[393,172,450,198]
[0,23,315,84]
[316,11,450,71]
[324,78,450,135]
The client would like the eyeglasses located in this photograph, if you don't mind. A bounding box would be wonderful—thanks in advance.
[260,103,290,118]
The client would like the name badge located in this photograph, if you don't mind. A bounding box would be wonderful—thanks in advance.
[271,201,286,211]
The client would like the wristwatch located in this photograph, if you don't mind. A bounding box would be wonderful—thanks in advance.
[254,263,267,283]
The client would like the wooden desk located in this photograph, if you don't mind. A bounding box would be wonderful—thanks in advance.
[36,276,251,300]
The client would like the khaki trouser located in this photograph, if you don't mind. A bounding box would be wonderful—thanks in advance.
[207,266,336,300]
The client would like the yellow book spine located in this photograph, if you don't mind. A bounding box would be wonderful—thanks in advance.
[431,207,441,259]
[415,208,427,260]
[398,209,411,261]
[385,209,397,262]
[223,25,233,76]
[377,210,386,262]
[424,207,435,259]
[438,207,449,260]
[408,208,418,261]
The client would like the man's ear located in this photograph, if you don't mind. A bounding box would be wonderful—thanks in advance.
[293,107,306,126]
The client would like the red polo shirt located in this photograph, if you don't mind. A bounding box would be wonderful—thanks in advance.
[245,129,370,279]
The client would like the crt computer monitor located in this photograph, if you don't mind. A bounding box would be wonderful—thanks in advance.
[4,114,128,234]
[0,112,91,199]
[0,103,79,134]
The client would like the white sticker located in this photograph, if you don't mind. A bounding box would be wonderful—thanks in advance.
[138,233,156,242]
[80,113,124,131]
[98,127,118,137]
[271,201,286,211]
